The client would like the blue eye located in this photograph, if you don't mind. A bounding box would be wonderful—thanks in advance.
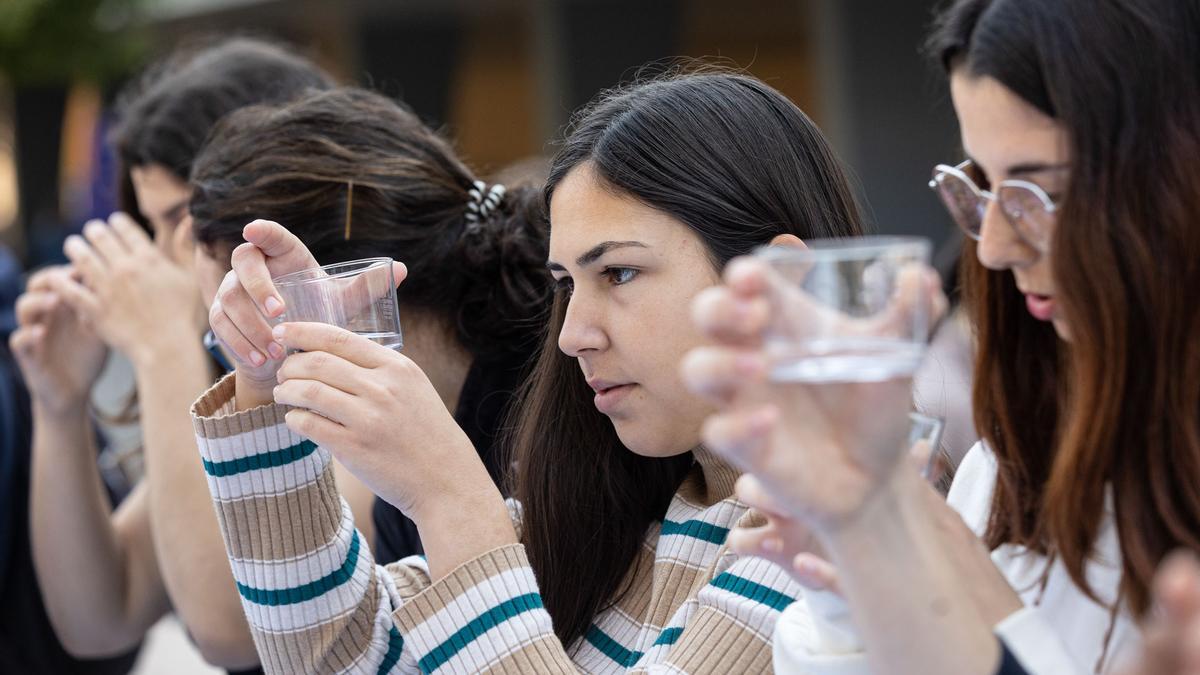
[604,267,639,285]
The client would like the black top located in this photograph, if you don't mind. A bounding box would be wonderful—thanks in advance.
[0,343,140,675]
[995,639,1030,675]
[372,350,532,564]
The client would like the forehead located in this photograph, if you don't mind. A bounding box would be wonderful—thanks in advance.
[547,163,696,262]
[949,73,1069,176]
[130,163,190,211]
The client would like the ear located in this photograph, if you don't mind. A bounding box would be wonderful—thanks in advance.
[767,233,806,249]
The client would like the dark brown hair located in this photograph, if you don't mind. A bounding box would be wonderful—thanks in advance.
[510,70,865,646]
[110,37,332,230]
[930,0,1200,619]
[189,87,551,363]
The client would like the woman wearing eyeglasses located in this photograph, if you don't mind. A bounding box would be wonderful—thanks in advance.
[681,0,1200,673]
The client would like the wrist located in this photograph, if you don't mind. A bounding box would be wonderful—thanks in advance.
[127,327,206,370]
[32,396,89,421]
[233,367,279,411]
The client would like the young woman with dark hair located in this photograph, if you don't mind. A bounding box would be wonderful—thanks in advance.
[9,38,334,670]
[682,0,1200,673]
[187,86,552,566]
[191,70,862,672]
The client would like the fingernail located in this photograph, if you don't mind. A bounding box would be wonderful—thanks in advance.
[249,350,265,366]
[749,407,777,435]
[264,297,282,315]
[272,324,285,340]
[268,342,285,360]
[736,354,762,376]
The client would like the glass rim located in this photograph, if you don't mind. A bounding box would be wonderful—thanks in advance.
[272,256,394,287]
[754,235,931,263]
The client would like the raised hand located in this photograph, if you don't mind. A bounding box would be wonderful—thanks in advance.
[208,219,406,402]
[57,212,202,367]
[269,321,486,519]
[9,266,108,414]
[682,256,942,531]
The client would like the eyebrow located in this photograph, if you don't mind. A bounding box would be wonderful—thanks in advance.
[157,199,189,224]
[1006,162,1070,178]
[546,240,648,272]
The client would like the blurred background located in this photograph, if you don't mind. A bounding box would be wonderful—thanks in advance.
[0,1,964,671]
[0,0,963,274]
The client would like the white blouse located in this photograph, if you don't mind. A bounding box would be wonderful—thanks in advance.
[772,442,1142,674]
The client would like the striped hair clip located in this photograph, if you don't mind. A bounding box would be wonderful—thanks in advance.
[464,180,507,229]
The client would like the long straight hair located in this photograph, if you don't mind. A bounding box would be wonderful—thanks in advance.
[508,70,865,646]
[930,0,1200,616]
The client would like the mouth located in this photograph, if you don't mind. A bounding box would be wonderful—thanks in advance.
[587,379,636,414]
[1023,292,1056,321]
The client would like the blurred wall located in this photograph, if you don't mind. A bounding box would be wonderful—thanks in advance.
[3,0,964,263]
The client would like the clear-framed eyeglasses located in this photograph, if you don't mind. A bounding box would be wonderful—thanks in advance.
[928,159,1059,252]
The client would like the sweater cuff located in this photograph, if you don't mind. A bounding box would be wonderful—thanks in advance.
[391,544,558,673]
[995,606,1084,675]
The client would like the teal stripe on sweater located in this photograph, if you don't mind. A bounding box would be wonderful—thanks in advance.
[417,592,544,673]
[653,626,684,647]
[377,626,404,674]
[202,439,318,477]
[709,572,795,611]
[585,625,643,668]
[660,518,730,546]
[237,530,360,606]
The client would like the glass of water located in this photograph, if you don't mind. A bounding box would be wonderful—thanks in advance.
[272,257,403,350]
[755,236,932,384]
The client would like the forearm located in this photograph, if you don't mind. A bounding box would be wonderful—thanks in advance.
[818,468,1000,675]
[29,404,165,655]
[412,468,517,582]
[135,343,259,668]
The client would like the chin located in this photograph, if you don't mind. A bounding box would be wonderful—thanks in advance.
[611,420,694,459]
[1052,318,1072,342]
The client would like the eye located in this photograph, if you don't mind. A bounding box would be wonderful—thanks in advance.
[603,267,639,285]
[554,276,574,295]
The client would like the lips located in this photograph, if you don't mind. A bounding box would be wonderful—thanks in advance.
[587,379,636,414]
[1024,293,1056,321]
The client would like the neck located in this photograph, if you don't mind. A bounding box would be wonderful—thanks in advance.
[396,313,472,413]
[683,446,741,506]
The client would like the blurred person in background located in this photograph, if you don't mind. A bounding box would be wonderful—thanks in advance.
[8,37,345,673]
[2,242,140,674]
[185,86,552,569]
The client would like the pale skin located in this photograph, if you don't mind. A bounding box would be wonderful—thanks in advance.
[9,164,376,666]
[680,72,1070,675]
[209,162,801,582]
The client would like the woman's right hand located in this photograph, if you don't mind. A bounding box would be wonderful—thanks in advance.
[210,219,407,407]
[9,266,109,414]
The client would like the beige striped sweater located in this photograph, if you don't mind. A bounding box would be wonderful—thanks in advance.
[192,373,801,673]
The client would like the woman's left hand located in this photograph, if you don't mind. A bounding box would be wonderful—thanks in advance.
[59,213,204,366]
[270,321,495,522]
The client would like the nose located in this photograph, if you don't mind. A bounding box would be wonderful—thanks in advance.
[557,289,609,357]
[975,199,1039,271]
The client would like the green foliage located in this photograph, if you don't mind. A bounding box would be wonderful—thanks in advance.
[0,0,150,85]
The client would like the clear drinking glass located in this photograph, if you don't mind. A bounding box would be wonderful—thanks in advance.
[908,412,947,481]
[272,257,403,350]
[755,236,933,383]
